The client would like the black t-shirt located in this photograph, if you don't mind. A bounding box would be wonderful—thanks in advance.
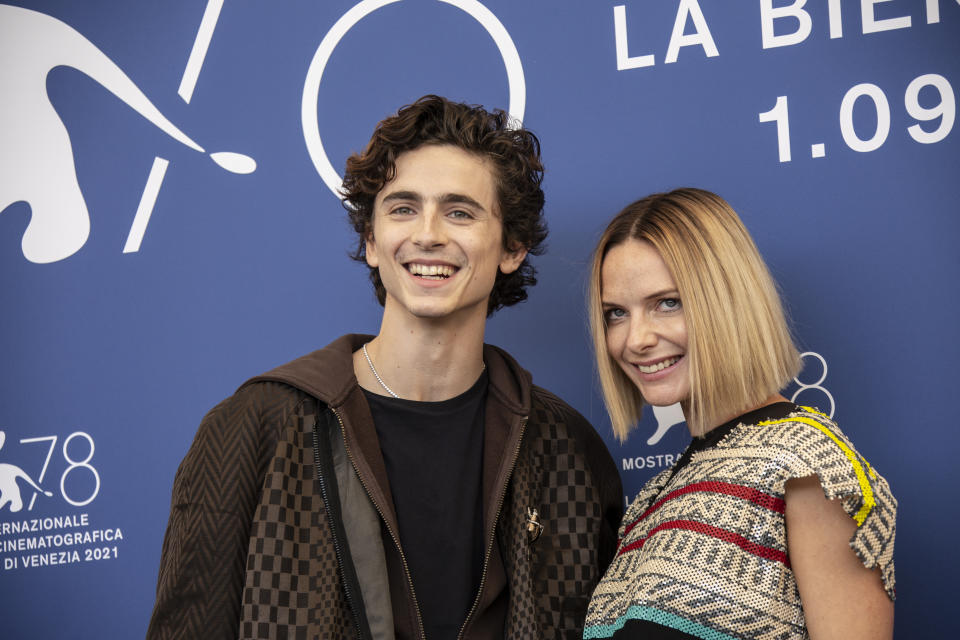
[363,372,488,639]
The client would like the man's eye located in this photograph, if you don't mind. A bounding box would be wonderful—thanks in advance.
[448,209,472,220]
[391,206,415,216]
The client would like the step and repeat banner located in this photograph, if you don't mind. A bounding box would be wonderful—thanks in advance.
[1,1,957,637]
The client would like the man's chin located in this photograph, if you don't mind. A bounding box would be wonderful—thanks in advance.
[403,299,486,322]
[383,288,492,322]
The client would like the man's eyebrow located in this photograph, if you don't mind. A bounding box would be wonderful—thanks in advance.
[438,193,487,212]
[380,190,422,204]
[380,190,488,213]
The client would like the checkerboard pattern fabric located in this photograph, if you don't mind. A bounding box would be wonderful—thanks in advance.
[501,387,621,639]
[583,406,896,640]
[241,397,355,638]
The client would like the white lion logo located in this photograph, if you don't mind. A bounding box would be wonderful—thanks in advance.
[648,403,685,446]
[0,431,53,513]
[0,5,253,263]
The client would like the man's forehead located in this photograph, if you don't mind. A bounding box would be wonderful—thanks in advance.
[390,143,493,173]
[375,144,497,205]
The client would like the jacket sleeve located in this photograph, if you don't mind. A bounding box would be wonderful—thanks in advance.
[145,382,295,640]
[581,415,623,578]
[598,456,623,577]
[527,387,624,638]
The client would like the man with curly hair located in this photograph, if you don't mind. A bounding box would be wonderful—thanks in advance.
[147,95,622,640]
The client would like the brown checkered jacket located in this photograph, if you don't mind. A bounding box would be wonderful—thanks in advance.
[146,335,622,639]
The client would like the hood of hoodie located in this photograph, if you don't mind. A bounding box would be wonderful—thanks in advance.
[242,333,533,417]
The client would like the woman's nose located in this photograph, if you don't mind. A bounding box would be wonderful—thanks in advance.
[626,315,657,352]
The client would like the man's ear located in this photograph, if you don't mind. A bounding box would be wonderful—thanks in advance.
[499,242,527,275]
[364,228,379,268]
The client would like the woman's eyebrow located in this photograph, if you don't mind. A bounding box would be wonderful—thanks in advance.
[602,288,679,305]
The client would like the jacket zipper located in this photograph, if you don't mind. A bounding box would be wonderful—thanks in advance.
[456,416,528,640]
[312,412,370,640]
[331,406,428,640]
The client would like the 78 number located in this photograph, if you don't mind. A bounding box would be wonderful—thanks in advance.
[20,432,101,509]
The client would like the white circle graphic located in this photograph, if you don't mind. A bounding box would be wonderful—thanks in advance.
[301,0,527,197]
[791,351,835,417]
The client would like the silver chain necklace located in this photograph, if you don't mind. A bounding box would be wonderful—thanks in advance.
[362,342,486,400]
[362,343,399,398]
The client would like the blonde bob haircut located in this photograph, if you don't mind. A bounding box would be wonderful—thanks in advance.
[589,188,800,441]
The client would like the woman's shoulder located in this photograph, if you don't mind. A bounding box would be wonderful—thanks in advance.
[721,404,888,496]
[726,403,897,596]
[725,404,865,469]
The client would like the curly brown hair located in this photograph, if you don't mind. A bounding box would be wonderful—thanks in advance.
[341,95,547,315]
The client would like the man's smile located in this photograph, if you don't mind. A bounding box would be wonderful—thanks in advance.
[405,262,458,279]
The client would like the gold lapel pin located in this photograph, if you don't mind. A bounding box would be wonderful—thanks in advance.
[526,507,543,543]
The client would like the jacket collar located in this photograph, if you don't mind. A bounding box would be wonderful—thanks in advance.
[242,333,532,417]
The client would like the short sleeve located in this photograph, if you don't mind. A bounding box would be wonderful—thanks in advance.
[757,406,897,599]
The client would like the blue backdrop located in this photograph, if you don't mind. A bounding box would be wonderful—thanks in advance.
[1,1,957,637]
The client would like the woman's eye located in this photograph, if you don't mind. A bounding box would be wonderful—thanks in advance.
[604,308,626,323]
[658,298,682,312]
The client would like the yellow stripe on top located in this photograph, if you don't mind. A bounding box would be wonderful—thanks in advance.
[800,405,829,418]
[758,413,875,526]
[799,406,878,480]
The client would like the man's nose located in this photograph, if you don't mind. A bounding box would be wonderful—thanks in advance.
[411,209,446,248]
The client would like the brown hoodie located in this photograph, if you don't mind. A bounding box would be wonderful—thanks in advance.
[147,334,622,639]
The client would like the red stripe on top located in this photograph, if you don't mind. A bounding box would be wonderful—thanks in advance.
[617,519,790,566]
[622,481,785,538]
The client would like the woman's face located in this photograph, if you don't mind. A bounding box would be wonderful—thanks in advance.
[601,239,690,408]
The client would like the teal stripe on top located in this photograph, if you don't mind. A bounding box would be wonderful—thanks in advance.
[583,605,740,640]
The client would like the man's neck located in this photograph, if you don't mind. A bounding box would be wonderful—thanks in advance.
[353,304,488,402]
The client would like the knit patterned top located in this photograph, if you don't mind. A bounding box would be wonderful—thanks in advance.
[583,403,896,640]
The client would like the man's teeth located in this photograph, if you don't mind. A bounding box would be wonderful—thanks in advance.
[637,356,680,374]
[407,263,455,279]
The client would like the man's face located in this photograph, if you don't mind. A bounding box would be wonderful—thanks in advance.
[365,144,526,322]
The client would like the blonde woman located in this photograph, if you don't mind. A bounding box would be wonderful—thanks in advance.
[583,189,895,640]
